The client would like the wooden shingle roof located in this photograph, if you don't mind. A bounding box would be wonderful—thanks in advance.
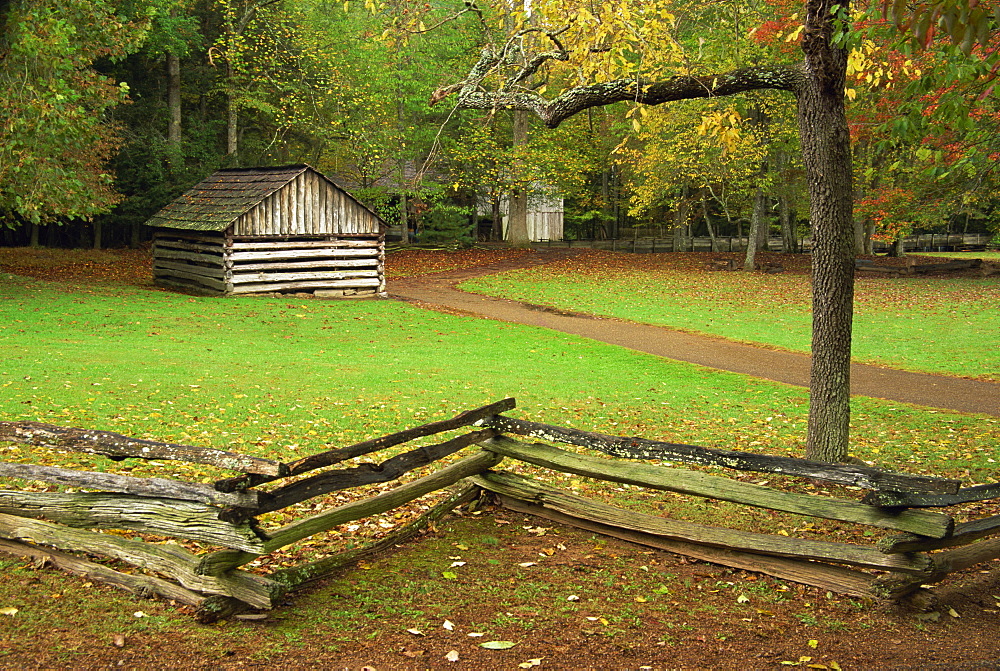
[145,164,380,232]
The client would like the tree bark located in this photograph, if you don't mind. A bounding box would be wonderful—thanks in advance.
[776,150,799,253]
[507,110,531,247]
[852,217,866,255]
[754,188,770,251]
[166,50,182,173]
[702,189,718,252]
[491,194,502,241]
[745,183,768,270]
[799,0,854,463]
[780,194,798,253]
[226,63,238,163]
[454,63,806,128]
[397,161,410,245]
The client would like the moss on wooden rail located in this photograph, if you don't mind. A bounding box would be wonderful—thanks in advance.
[0,421,287,476]
[197,449,503,576]
[481,436,954,538]
[0,490,266,553]
[482,415,960,494]
[0,513,283,609]
[0,401,513,617]
[0,461,260,509]
[2,396,999,619]
[473,469,935,575]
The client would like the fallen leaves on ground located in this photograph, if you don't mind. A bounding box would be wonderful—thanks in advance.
[385,248,533,279]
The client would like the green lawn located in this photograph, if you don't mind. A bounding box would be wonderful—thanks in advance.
[460,252,1000,381]
[1,271,996,481]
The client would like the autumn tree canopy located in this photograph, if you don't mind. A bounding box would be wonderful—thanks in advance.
[431,0,855,462]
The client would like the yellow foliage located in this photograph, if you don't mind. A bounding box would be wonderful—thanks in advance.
[621,102,772,217]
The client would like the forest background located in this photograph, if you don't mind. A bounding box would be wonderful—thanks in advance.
[2,0,1000,251]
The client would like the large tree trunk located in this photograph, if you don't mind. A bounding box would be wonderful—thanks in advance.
[799,0,854,463]
[673,188,690,251]
[852,217,867,256]
[776,150,799,253]
[779,195,798,253]
[507,110,531,247]
[226,64,238,163]
[888,236,905,257]
[600,168,613,239]
[702,190,718,252]
[398,187,410,245]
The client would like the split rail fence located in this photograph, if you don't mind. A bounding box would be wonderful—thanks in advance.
[1,399,999,621]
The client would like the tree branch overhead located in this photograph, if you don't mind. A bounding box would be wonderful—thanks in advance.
[445,57,807,127]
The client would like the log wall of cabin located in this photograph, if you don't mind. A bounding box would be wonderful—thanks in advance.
[226,236,384,296]
[152,232,230,294]
[153,231,385,297]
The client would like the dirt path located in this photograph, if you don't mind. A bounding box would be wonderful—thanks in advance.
[390,250,1000,418]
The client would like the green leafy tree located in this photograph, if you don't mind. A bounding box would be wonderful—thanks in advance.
[0,1,146,226]
[847,1,1000,247]
[443,0,856,462]
[420,202,474,243]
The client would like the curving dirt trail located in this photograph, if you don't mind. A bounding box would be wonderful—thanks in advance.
[390,250,1000,417]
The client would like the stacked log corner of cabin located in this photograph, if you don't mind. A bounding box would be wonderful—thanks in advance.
[147,164,387,297]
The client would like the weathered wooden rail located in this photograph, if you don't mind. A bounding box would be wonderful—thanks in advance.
[855,257,998,277]
[1,399,999,620]
[0,400,510,621]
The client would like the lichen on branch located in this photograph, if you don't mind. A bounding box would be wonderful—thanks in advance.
[441,46,807,128]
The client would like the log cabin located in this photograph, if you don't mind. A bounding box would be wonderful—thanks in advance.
[147,164,386,297]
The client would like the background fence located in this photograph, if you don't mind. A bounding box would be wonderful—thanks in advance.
[533,233,995,254]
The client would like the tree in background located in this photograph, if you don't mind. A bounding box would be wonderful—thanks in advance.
[849,0,1000,248]
[442,109,601,242]
[442,0,856,462]
[621,95,806,259]
[0,1,146,228]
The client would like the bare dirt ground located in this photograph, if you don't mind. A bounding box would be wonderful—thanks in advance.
[3,511,1000,670]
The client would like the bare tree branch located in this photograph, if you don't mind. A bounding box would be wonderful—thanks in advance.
[408,3,485,35]
[445,59,807,128]
[498,26,571,91]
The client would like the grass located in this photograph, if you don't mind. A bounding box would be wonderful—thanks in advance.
[1,272,819,458]
[1,270,997,481]
[460,252,1000,380]
[0,251,999,668]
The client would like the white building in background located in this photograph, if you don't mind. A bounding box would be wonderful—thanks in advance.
[487,187,564,242]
